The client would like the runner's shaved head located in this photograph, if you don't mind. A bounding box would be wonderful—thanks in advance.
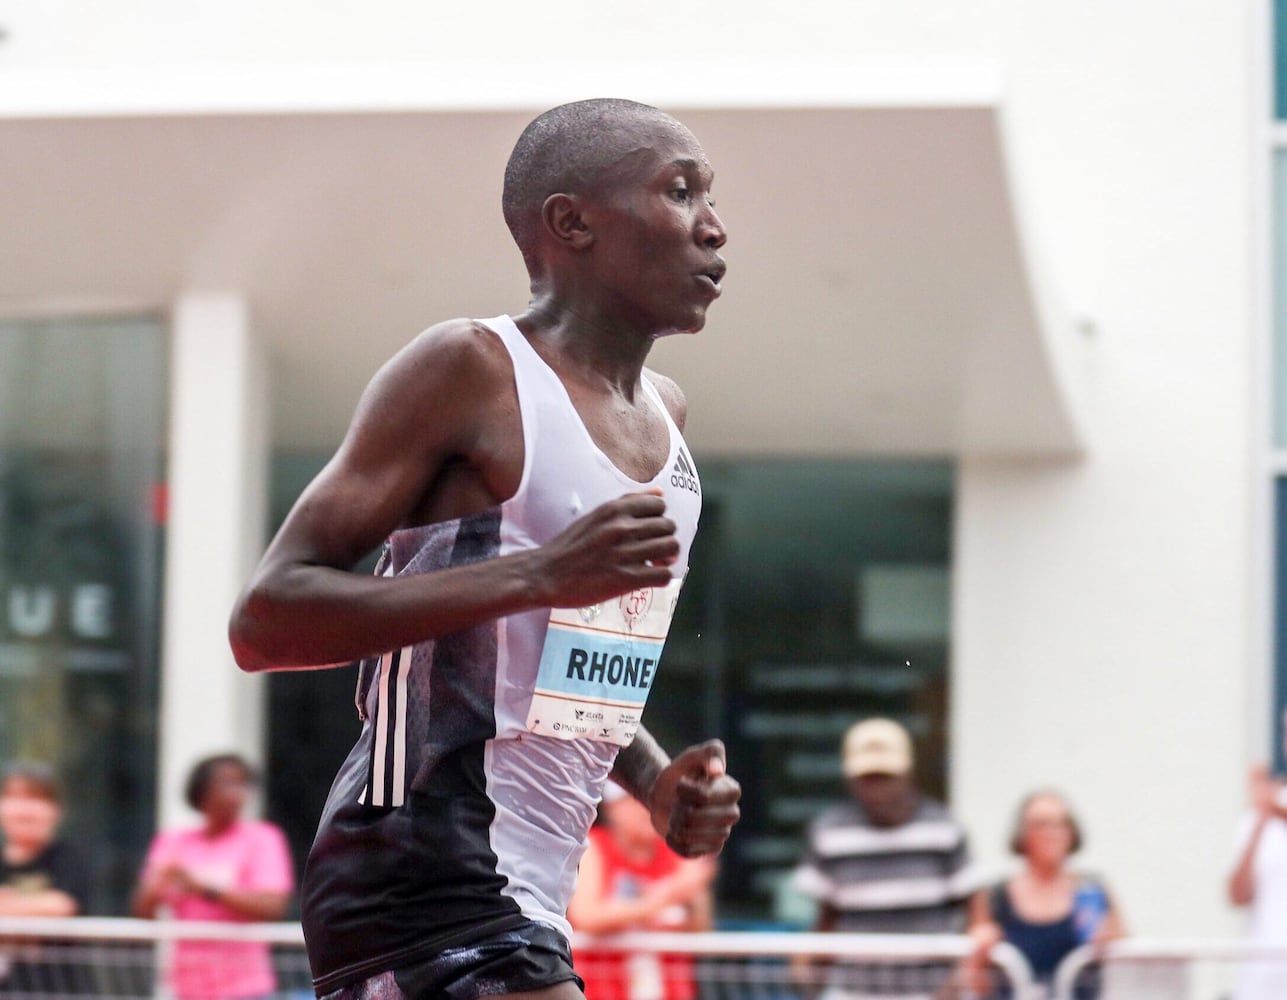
[503,98,688,275]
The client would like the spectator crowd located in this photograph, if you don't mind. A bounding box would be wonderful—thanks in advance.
[1,753,291,998]
[3,717,1286,999]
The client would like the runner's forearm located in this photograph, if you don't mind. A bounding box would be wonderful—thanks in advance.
[230,550,549,672]
[610,727,670,806]
[233,491,679,673]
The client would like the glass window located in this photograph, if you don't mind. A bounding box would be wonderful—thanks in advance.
[1276,479,1287,772]
[659,460,953,923]
[1272,153,1287,445]
[1274,6,1287,765]
[0,317,167,914]
[1277,0,1287,119]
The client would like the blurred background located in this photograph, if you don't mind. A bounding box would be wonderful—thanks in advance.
[0,0,1272,946]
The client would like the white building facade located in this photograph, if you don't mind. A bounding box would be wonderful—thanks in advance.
[0,0,1266,937]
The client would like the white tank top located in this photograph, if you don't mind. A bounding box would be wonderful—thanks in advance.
[485,314,702,932]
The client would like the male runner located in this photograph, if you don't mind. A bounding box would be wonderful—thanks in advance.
[228,99,740,999]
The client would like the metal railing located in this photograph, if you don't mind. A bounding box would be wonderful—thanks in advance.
[572,930,1035,1000]
[0,917,1031,1000]
[0,918,308,999]
[1051,938,1287,1000]
[12,917,1287,1000]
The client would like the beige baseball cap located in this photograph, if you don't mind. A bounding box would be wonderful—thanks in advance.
[842,718,913,778]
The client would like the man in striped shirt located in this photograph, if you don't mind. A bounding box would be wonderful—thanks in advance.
[791,718,982,998]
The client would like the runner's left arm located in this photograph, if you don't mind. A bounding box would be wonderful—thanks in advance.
[611,726,740,858]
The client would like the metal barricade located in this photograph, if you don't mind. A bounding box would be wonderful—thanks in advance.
[0,917,309,1000]
[0,920,1037,1000]
[570,931,1037,1000]
[1053,939,1287,1000]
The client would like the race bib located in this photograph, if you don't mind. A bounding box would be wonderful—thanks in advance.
[526,576,685,745]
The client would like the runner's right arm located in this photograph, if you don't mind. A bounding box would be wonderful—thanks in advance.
[229,320,678,672]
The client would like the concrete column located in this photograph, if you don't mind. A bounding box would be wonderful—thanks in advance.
[158,293,268,828]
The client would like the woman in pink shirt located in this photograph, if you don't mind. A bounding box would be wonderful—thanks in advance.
[132,754,294,1000]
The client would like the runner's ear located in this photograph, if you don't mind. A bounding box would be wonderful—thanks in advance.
[542,193,594,251]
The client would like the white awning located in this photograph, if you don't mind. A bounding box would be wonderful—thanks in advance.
[0,61,1089,457]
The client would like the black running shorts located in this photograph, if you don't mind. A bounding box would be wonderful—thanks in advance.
[318,920,582,1000]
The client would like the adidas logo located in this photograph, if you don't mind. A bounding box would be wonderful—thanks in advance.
[670,448,700,496]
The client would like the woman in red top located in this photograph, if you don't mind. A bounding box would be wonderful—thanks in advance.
[569,782,715,1000]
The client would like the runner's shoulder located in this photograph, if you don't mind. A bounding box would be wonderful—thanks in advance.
[353,318,513,442]
[396,317,513,385]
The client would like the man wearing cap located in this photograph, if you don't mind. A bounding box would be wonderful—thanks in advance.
[791,719,981,997]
